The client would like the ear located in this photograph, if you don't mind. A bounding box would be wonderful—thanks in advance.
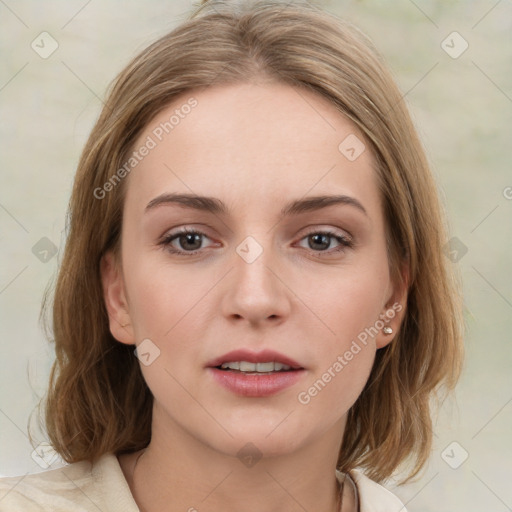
[375,261,409,349]
[100,250,135,345]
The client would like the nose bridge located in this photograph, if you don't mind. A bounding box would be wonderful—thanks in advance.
[221,232,290,323]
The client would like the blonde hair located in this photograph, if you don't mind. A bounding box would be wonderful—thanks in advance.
[34,0,464,484]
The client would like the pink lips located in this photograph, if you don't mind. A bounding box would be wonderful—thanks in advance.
[206,349,305,397]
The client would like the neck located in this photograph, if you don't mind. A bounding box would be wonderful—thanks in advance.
[121,411,347,512]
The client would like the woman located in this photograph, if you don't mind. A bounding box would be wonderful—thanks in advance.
[0,0,464,510]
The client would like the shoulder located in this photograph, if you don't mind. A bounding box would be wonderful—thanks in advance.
[340,468,408,512]
[0,453,138,512]
[0,458,94,512]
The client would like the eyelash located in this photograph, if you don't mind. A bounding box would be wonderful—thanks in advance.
[158,227,354,257]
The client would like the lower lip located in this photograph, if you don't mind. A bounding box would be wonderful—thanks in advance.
[208,368,305,397]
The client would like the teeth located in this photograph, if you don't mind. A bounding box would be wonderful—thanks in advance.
[240,361,256,372]
[221,361,240,370]
[256,362,274,372]
[219,361,292,372]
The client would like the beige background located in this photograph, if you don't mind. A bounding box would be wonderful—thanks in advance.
[1,1,511,511]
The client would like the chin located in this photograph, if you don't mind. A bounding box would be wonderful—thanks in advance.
[208,413,314,459]
[210,433,306,462]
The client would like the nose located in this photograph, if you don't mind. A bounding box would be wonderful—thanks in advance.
[220,242,291,326]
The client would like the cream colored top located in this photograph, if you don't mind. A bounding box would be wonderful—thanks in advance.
[0,453,407,511]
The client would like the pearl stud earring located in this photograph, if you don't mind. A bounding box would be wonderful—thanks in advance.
[383,326,393,335]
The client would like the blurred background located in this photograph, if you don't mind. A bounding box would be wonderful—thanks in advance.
[0,1,511,511]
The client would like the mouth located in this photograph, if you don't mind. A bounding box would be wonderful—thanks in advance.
[206,349,305,397]
[206,348,304,372]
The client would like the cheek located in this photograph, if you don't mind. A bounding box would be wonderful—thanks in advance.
[297,344,375,422]
[294,259,387,410]
[296,274,380,419]
[301,263,389,350]
[124,253,209,340]
[123,258,213,403]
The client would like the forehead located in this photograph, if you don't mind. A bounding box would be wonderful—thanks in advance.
[124,81,380,221]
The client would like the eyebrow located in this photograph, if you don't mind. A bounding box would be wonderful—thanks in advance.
[144,193,368,219]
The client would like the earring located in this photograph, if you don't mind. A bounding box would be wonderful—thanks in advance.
[383,326,393,335]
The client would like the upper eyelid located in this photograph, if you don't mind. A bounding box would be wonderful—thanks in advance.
[162,224,351,238]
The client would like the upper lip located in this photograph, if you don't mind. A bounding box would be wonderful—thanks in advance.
[206,349,303,369]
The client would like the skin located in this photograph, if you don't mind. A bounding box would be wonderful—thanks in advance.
[101,81,408,512]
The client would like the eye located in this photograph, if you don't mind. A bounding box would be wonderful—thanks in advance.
[158,227,353,257]
[159,228,214,255]
[296,229,353,256]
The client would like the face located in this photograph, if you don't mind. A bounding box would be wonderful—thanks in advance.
[101,81,407,459]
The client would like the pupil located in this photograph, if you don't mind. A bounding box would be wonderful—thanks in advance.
[181,233,201,250]
[310,234,329,250]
